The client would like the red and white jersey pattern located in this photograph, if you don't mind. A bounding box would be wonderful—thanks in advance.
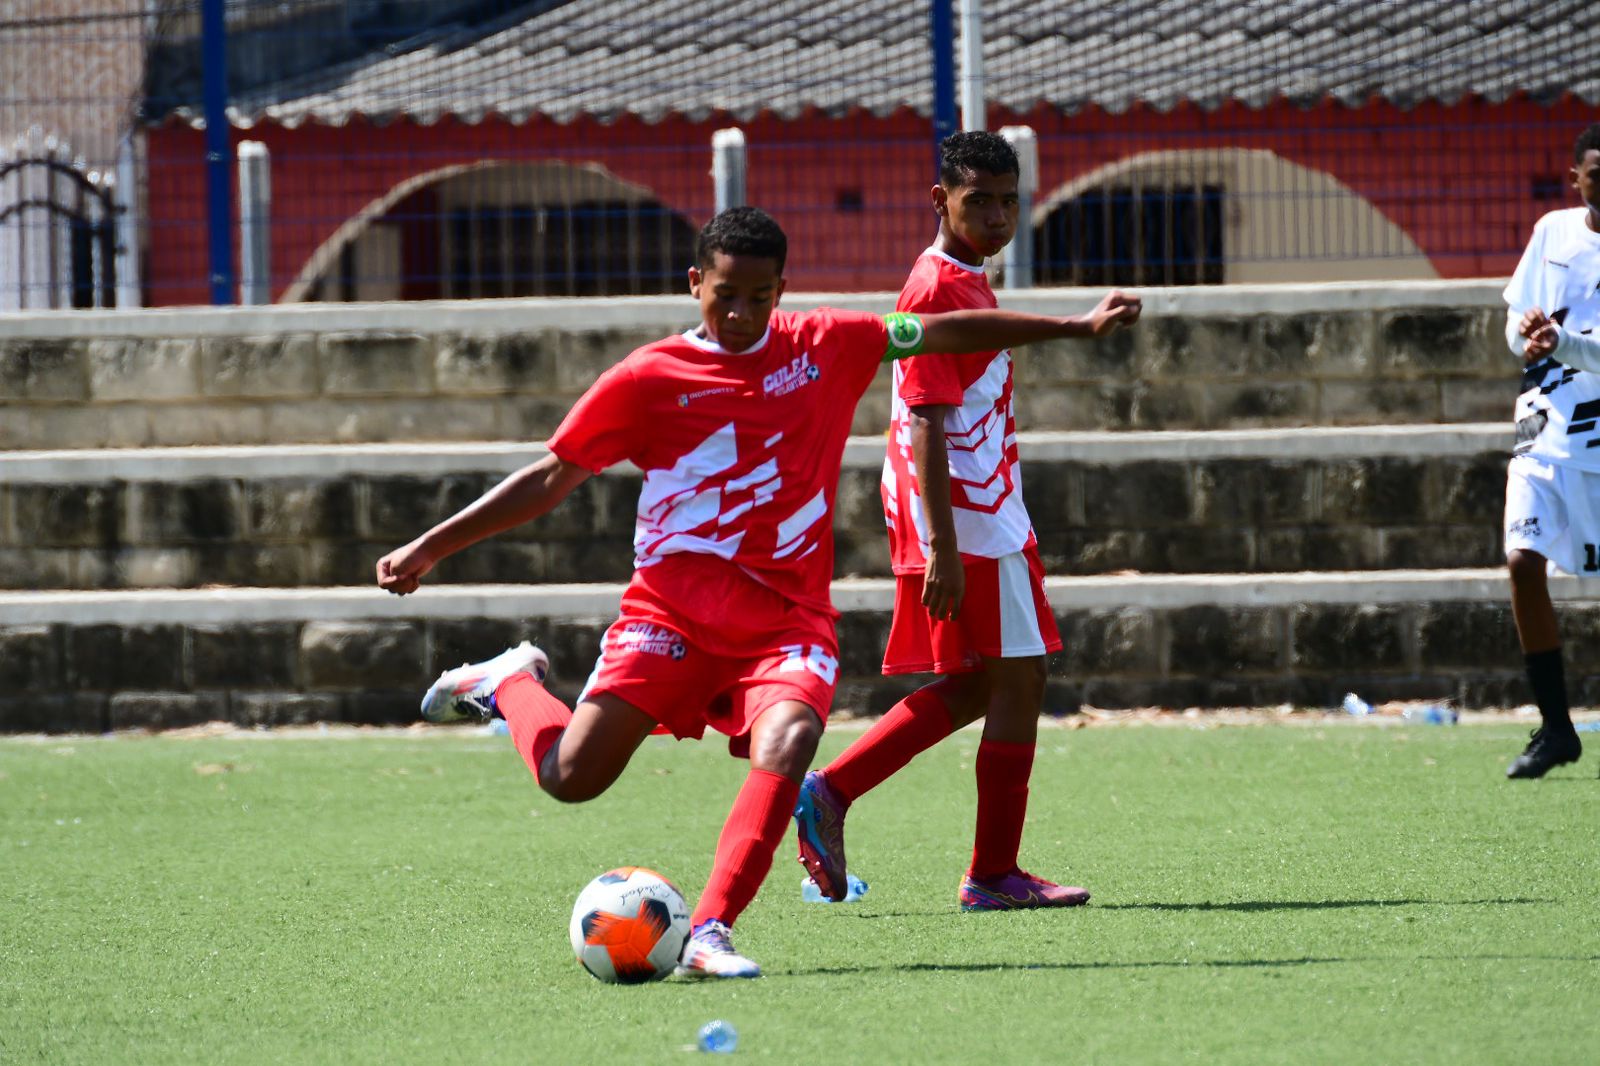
[547,308,891,615]
[882,248,1035,575]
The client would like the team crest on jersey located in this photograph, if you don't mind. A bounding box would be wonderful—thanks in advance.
[1509,516,1542,539]
[613,622,687,660]
[763,353,821,397]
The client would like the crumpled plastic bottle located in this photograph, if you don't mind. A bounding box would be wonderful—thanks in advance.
[697,1020,738,1054]
[1402,703,1458,725]
[1341,693,1374,717]
[801,873,869,903]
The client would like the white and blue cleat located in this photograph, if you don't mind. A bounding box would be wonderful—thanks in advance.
[419,641,548,723]
[675,920,761,979]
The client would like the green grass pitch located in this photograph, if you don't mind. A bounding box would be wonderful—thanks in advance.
[3,720,1598,1065]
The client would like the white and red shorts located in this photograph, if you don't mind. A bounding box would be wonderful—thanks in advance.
[578,554,840,754]
[883,545,1062,676]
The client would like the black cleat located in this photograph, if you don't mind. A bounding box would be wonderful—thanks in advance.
[1505,727,1582,779]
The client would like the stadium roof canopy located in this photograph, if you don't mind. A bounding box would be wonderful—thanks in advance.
[197,0,1599,128]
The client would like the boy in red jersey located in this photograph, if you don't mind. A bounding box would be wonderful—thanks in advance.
[377,207,1139,976]
[795,132,1097,909]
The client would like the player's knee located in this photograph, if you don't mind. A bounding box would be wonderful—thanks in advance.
[542,775,604,804]
[991,657,1047,707]
[1507,549,1548,587]
[537,758,612,804]
[749,704,822,776]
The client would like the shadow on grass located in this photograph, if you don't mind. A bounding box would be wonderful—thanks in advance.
[1095,897,1551,913]
[843,897,1551,919]
[787,952,1600,978]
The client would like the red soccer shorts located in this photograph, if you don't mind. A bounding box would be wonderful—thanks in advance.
[882,544,1062,676]
[579,554,840,751]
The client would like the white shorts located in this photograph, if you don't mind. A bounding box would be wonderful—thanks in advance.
[1503,454,1600,576]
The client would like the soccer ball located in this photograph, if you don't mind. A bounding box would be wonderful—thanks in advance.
[569,866,691,983]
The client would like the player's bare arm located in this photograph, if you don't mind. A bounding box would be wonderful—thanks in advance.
[376,452,591,595]
[909,403,964,621]
[904,290,1142,359]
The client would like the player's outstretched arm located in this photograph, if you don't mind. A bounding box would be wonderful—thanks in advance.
[375,453,591,595]
[912,290,1141,358]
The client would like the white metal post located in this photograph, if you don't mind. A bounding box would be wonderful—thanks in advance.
[959,0,985,131]
[999,125,1037,289]
[712,127,747,215]
[115,133,142,308]
[0,136,18,311]
[237,140,272,304]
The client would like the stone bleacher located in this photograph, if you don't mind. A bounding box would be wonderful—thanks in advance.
[1,281,1583,732]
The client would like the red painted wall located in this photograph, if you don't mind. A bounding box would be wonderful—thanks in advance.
[143,95,1597,306]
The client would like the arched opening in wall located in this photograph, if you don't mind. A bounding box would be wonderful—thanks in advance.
[1033,149,1435,286]
[0,129,121,310]
[284,161,698,302]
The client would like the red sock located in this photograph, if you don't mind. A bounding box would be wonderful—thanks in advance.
[691,769,799,929]
[822,686,954,803]
[493,672,571,786]
[970,739,1034,879]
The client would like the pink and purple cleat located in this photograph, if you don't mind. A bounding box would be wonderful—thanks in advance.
[959,869,1091,911]
[793,770,850,902]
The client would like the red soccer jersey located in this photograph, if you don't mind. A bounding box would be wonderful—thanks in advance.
[548,308,893,615]
[882,248,1034,575]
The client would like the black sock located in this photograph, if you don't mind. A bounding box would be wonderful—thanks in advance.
[1524,648,1572,732]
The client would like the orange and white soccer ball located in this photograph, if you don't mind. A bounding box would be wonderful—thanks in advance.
[569,866,691,983]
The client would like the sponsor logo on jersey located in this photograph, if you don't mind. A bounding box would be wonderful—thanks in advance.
[677,386,736,408]
[613,622,687,659]
[763,353,820,397]
[1509,516,1542,539]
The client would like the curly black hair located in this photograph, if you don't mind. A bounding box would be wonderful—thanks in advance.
[695,206,787,273]
[1576,123,1600,163]
[938,130,1020,187]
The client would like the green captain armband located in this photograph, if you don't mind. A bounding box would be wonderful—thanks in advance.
[882,312,926,361]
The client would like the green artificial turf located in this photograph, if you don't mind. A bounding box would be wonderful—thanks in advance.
[2,720,1597,1065]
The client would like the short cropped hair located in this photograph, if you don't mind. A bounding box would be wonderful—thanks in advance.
[695,206,787,273]
[938,130,1020,187]
[1576,124,1600,163]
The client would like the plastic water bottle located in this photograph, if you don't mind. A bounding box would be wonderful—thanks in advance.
[1341,693,1373,717]
[1402,703,1458,725]
[697,1020,738,1054]
[801,873,869,903]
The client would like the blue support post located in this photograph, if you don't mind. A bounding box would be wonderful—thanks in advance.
[930,0,957,171]
[201,0,234,304]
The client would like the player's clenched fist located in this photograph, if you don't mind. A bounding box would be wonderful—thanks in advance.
[1519,306,1559,361]
[1087,290,1142,336]
[376,541,435,595]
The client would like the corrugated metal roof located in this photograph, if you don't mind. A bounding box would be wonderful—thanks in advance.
[189,0,1600,128]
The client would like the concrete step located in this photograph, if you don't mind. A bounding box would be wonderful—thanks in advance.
[0,282,1511,449]
[2,568,1588,732]
[0,425,1513,589]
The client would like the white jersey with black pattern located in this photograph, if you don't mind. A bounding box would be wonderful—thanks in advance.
[1504,207,1600,471]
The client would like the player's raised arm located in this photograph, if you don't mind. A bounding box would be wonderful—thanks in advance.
[884,290,1141,361]
[376,453,591,595]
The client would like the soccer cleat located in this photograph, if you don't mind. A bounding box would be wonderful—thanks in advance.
[959,869,1092,911]
[1505,726,1581,779]
[793,770,850,902]
[419,641,549,723]
[674,920,761,979]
